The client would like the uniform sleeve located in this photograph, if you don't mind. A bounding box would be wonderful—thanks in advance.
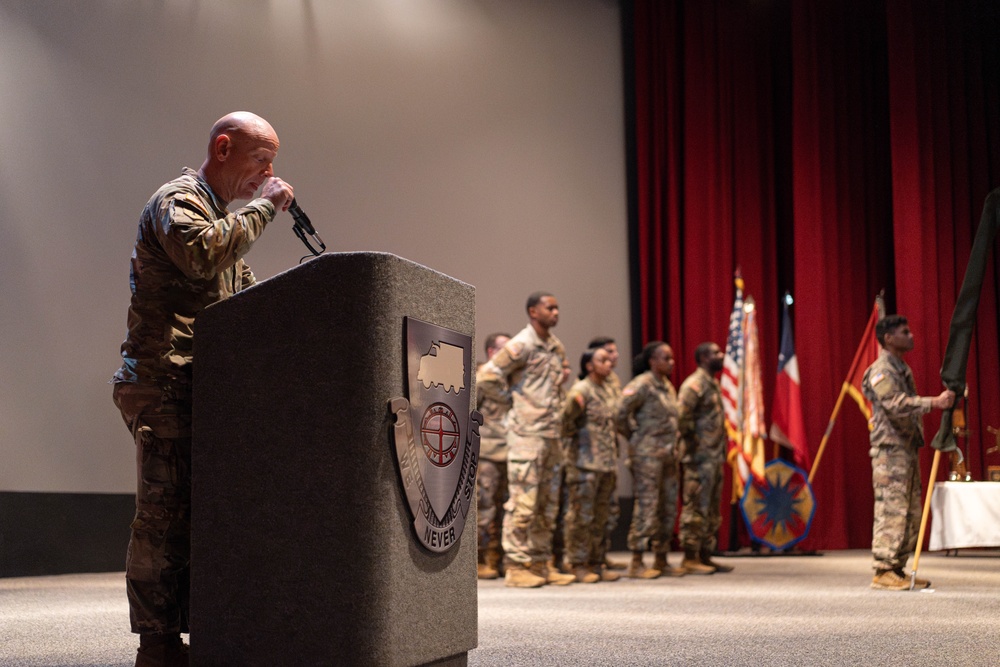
[868,369,932,422]
[239,262,256,289]
[480,339,526,390]
[616,381,644,438]
[476,363,507,410]
[156,193,276,280]
[561,388,586,439]
[677,381,700,439]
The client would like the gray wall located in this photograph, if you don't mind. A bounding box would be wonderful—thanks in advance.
[0,0,629,494]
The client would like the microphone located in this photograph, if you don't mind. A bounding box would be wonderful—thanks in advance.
[288,198,326,256]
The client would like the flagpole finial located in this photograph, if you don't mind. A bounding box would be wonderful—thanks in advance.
[784,292,794,306]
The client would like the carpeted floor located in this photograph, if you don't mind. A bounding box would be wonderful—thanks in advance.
[2,549,997,666]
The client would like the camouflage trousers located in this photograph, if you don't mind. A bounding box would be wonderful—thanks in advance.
[477,458,508,559]
[502,436,563,566]
[627,454,680,553]
[679,456,724,555]
[563,466,616,566]
[113,382,191,636]
[871,443,921,571]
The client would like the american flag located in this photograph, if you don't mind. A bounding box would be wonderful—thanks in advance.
[721,275,745,453]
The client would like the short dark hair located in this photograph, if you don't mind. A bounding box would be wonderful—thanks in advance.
[526,291,554,312]
[876,315,908,347]
[588,336,615,349]
[694,342,716,365]
[484,332,511,354]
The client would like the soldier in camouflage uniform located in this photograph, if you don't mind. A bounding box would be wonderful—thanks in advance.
[475,332,512,580]
[617,341,685,579]
[560,348,622,583]
[478,292,575,588]
[677,342,732,575]
[862,315,953,591]
[111,112,295,667]
[587,336,628,571]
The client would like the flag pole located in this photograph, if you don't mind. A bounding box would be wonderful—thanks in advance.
[910,448,942,590]
[808,382,850,484]
[808,295,884,485]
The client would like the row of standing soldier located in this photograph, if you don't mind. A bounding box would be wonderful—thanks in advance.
[475,291,734,587]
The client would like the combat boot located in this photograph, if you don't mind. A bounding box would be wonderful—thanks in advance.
[871,569,909,591]
[894,568,930,589]
[532,561,575,586]
[135,635,189,667]
[504,563,547,588]
[627,551,661,579]
[701,551,733,573]
[681,550,715,575]
[571,564,600,583]
[477,562,499,580]
[486,549,504,576]
[653,553,685,577]
[604,555,628,571]
[592,564,621,582]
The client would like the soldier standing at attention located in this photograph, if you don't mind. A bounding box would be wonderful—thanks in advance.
[475,332,512,580]
[561,348,622,583]
[617,341,686,579]
[479,292,575,588]
[587,336,628,572]
[677,342,733,575]
[111,112,295,667]
[862,315,953,591]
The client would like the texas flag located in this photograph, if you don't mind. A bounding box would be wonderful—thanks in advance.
[770,295,811,471]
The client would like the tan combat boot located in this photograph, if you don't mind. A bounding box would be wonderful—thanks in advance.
[571,564,600,583]
[477,562,499,580]
[533,561,575,586]
[681,549,715,575]
[626,551,661,579]
[871,569,910,591]
[592,564,621,582]
[604,556,628,571]
[504,563,547,588]
[894,568,930,589]
[653,553,686,577]
[701,550,733,573]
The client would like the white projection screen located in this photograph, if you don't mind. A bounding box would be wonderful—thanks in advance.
[0,0,629,493]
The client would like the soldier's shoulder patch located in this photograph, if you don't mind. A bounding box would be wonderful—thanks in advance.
[622,385,637,397]
[871,371,895,398]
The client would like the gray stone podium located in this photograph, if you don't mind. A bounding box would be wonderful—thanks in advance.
[190,252,478,667]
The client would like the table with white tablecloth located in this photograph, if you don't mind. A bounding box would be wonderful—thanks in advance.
[929,481,1000,551]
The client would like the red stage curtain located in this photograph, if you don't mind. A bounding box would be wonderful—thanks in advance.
[628,0,1000,549]
[886,0,1000,485]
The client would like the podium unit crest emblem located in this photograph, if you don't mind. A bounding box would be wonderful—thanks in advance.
[390,317,481,552]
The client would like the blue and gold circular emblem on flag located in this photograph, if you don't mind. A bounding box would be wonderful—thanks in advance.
[740,459,815,550]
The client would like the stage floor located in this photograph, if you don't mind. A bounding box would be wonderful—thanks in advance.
[2,549,998,666]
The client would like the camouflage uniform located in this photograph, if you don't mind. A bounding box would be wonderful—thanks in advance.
[479,324,567,567]
[604,372,624,557]
[862,348,933,572]
[677,367,726,557]
[617,371,680,555]
[112,168,275,634]
[561,377,618,567]
[475,361,512,565]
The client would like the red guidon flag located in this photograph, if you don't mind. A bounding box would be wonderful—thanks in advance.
[770,295,811,470]
[845,301,882,426]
